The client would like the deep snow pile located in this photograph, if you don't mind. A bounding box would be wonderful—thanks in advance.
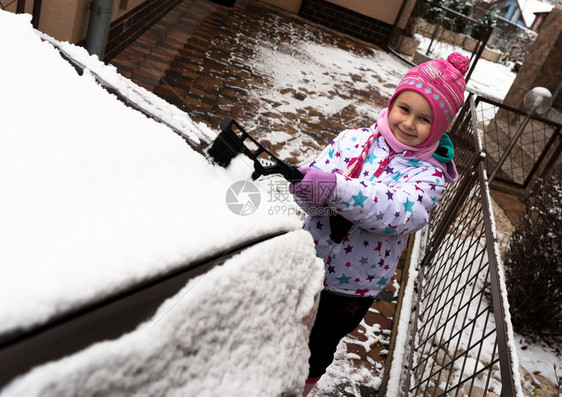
[1,231,325,397]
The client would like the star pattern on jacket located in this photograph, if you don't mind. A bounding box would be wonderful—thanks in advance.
[337,273,351,284]
[299,125,449,297]
[352,191,368,207]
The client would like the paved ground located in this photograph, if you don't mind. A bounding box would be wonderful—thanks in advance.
[110,0,401,160]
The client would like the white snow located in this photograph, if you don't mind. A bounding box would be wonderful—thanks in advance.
[0,10,308,338]
[237,28,411,162]
[520,0,554,27]
[0,9,327,396]
[385,230,423,396]
[254,41,407,117]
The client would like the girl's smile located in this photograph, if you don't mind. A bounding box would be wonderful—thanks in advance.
[388,90,433,147]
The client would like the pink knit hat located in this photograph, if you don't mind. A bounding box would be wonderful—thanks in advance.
[388,52,470,153]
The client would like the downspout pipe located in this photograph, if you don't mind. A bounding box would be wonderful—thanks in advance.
[16,0,25,13]
[84,0,115,60]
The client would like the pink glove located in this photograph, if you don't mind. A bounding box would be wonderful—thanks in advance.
[289,167,336,208]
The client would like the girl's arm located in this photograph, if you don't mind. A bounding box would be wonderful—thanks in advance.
[327,167,447,235]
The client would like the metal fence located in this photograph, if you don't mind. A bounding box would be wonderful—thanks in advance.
[404,95,520,396]
[388,0,493,83]
[474,96,562,194]
[3,0,42,28]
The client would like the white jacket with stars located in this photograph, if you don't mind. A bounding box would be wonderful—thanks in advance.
[301,124,454,298]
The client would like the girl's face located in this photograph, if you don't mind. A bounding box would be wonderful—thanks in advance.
[388,90,433,147]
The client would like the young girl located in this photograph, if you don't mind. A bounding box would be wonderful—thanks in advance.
[290,52,469,395]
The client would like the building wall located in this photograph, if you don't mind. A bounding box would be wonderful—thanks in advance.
[104,0,182,59]
[4,0,149,44]
[498,0,525,27]
[4,0,182,60]
[299,0,414,47]
[8,0,415,61]
[260,0,413,27]
[259,0,302,13]
[503,4,562,113]
[260,0,415,46]
[325,0,402,25]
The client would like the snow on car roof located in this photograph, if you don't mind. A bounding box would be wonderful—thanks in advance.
[0,11,301,337]
[2,230,324,396]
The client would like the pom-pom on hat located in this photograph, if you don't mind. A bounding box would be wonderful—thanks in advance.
[388,52,469,154]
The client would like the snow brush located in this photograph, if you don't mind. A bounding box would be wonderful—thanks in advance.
[207,116,353,243]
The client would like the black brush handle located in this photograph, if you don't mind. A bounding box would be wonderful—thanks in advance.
[214,116,352,243]
[328,213,353,243]
[285,165,304,183]
[289,166,352,243]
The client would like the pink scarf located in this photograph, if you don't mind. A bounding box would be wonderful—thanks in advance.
[344,108,443,179]
[376,108,439,160]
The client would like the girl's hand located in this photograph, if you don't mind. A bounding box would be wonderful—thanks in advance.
[289,168,336,208]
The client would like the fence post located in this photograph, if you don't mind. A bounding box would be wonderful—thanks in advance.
[31,0,40,28]
[465,24,491,83]
[465,93,520,396]
[16,0,25,13]
[479,161,519,397]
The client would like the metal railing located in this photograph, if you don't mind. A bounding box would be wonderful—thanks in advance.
[388,0,493,84]
[10,0,42,28]
[0,0,16,10]
[474,95,562,194]
[404,95,520,396]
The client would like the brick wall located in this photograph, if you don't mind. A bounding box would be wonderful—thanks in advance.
[104,0,183,60]
[298,0,393,47]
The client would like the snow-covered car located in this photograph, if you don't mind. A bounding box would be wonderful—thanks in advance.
[0,11,323,396]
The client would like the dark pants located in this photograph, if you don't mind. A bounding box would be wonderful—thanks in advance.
[307,290,375,378]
